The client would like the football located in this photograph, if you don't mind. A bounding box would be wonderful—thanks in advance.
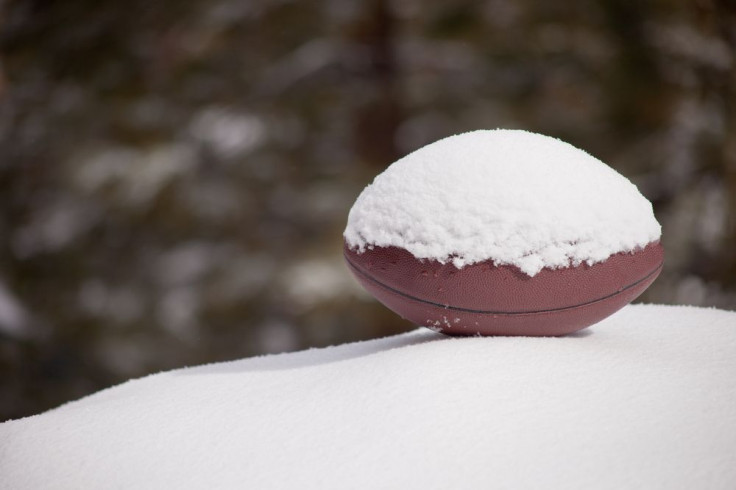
[343,130,664,336]
[344,242,664,336]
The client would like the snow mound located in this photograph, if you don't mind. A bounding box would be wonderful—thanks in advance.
[344,129,661,276]
[2,305,735,489]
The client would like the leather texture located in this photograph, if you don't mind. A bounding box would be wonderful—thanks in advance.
[344,241,664,336]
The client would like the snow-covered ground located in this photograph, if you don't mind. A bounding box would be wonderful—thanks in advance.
[1,304,735,489]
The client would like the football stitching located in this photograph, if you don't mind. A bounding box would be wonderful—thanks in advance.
[344,252,664,315]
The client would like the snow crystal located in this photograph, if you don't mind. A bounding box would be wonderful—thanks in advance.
[1,305,735,489]
[344,129,662,276]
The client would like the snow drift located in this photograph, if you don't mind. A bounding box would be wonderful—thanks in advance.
[1,305,735,489]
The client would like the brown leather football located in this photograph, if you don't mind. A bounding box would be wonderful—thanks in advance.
[344,241,664,336]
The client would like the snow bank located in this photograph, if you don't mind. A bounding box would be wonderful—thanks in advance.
[2,305,735,489]
[344,130,661,275]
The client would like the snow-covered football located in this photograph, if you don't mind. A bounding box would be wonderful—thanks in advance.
[344,130,663,336]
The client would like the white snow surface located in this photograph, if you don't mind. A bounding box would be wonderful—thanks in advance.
[344,130,662,275]
[2,305,736,489]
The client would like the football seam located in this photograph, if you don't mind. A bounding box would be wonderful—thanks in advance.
[344,253,664,315]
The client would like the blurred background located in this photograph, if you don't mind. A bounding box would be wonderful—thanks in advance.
[1,0,735,421]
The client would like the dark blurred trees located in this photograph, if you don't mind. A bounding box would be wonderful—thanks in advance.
[1,0,735,420]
